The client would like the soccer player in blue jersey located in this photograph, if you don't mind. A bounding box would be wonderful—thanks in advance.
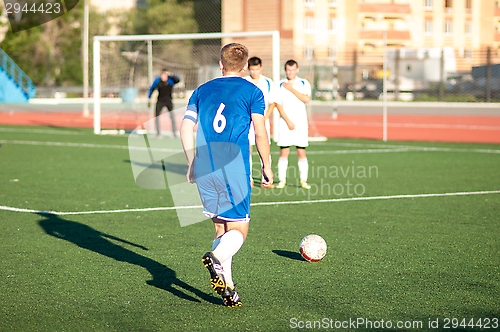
[147,69,180,138]
[180,43,273,307]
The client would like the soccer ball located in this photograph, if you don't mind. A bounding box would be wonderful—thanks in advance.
[299,234,327,262]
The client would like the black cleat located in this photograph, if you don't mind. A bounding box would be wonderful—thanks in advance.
[202,252,226,295]
[222,286,242,308]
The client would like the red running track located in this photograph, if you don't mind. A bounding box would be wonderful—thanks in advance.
[313,114,500,144]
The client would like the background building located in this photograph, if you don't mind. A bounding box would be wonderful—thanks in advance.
[220,0,500,101]
[222,0,500,71]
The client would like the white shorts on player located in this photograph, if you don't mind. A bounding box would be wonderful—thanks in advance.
[248,119,271,145]
[276,111,308,148]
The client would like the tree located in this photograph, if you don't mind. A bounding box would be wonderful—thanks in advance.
[0,2,112,87]
[133,0,197,35]
[0,0,202,87]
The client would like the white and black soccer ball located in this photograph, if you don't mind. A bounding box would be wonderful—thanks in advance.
[299,234,327,262]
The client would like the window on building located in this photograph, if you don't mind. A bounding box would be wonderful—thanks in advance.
[304,17,315,32]
[444,20,453,34]
[465,0,472,12]
[304,45,314,60]
[329,18,337,32]
[329,0,338,6]
[424,0,433,9]
[464,48,472,61]
[465,21,472,35]
[424,20,433,34]
[445,0,452,12]
[328,45,338,60]
[304,0,314,7]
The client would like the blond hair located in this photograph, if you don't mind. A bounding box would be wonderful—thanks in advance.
[220,43,249,73]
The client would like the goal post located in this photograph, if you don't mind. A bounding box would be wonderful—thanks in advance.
[92,31,280,135]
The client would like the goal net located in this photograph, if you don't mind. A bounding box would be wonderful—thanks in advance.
[92,31,280,136]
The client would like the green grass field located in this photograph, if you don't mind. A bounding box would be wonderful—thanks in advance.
[1,125,499,332]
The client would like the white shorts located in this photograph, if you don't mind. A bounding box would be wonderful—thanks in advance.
[249,119,271,145]
[277,118,309,147]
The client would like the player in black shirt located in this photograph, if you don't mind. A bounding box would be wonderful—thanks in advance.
[147,69,180,138]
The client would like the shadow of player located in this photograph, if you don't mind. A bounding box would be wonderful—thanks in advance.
[37,212,219,304]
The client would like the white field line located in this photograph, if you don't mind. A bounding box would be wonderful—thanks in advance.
[0,139,412,155]
[320,120,500,131]
[1,139,499,155]
[314,141,409,148]
[0,127,85,135]
[1,190,499,216]
[306,148,414,155]
[307,146,500,155]
[0,140,182,152]
[313,141,500,154]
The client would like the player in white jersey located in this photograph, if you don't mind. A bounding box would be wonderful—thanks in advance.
[276,59,312,190]
[244,57,295,188]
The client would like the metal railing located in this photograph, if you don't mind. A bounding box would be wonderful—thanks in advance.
[0,48,36,99]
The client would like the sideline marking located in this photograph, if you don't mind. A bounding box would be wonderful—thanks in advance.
[319,120,500,131]
[313,141,500,154]
[1,190,499,216]
[1,139,499,154]
[307,146,500,155]
[307,148,413,155]
[0,128,85,135]
[0,140,181,152]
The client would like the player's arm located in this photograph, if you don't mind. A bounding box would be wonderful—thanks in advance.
[252,113,273,186]
[147,77,161,107]
[180,118,196,183]
[169,75,180,85]
[263,103,274,120]
[268,82,295,129]
[283,83,310,103]
[289,87,310,103]
[271,102,295,130]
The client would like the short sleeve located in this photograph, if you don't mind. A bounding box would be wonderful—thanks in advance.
[275,80,286,105]
[267,79,280,104]
[184,89,199,123]
[302,79,312,96]
[250,88,265,116]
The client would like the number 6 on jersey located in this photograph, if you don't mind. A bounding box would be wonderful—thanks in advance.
[213,103,226,133]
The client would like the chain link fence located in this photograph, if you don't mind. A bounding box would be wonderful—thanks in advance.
[297,47,500,103]
[37,46,500,105]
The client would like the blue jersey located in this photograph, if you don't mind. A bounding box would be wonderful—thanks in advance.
[184,76,265,175]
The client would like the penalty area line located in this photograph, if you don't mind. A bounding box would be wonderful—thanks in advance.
[0,190,499,216]
[0,204,201,216]
[251,190,500,207]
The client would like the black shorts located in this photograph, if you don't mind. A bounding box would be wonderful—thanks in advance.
[155,101,173,116]
[279,146,307,150]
